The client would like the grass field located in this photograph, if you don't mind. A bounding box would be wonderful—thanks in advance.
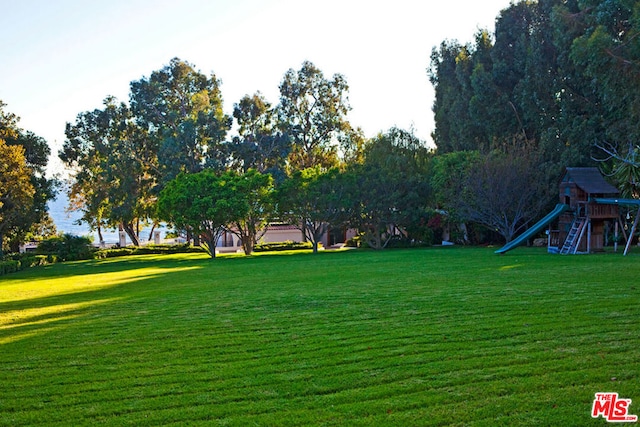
[0,247,639,426]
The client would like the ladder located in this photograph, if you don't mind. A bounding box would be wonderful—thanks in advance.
[560,217,586,254]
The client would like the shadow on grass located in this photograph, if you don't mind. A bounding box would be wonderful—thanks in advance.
[0,258,205,346]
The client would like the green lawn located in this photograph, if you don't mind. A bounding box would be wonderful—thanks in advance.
[1,247,639,426]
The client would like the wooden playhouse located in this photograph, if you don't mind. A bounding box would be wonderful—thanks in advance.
[549,167,620,254]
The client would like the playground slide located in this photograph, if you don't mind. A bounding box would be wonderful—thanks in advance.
[494,203,569,254]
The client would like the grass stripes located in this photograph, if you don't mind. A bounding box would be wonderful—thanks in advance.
[1,247,639,425]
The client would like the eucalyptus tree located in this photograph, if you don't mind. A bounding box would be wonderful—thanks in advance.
[277,61,352,172]
[129,58,232,184]
[61,97,156,246]
[228,92,290,181]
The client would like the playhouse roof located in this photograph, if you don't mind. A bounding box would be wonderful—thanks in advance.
[563,167,619,195]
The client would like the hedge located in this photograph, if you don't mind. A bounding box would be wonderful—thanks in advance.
[254,241,314,252]
[94,244,204,259]
[0,255,53,277]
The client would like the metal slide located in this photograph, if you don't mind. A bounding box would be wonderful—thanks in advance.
[494,204,570,254]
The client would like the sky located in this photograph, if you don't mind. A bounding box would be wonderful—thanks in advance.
[0,0,514,176]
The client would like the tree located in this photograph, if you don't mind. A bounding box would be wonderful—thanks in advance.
[0,139,34,256]
[61,97,156,246]
[429,40,474,153]
[277,61,351,171]
[228,169,275,255]
[228,92,290,180]
[157,170,249,258]
[0,100,56,255]
[4,131,58,252]
[348,128,432,249]
[130,58,231,184]
[277,167,352,253]
[453,140,552,243]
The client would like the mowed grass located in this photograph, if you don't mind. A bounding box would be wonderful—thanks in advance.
[0,247,639,426]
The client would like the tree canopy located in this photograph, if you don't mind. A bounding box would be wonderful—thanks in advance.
[0,101,56,256]
[157,170,249,258]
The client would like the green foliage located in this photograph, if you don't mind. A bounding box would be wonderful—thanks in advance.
[130,57,231,181]
[36,234,93,261]
[277,61,352,171]
[61,97,155,246]
[253,240,313,252]
[229,92,290,180]
[157,170,249,258]
[0,254,53,276]
[0,259,20,275]
[230,170,275,255]
[347,128,432,249]
[0,100,56,257]
[94,244,204,259]
[277,166,352,253]
[428,0,640,171]
[0,139,34,257]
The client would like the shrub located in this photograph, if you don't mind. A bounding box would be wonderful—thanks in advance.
[0,254,55,276]
[36,234,94,261]
[0,260,21,276]
[254,241,314,252]
[94,244,204,259]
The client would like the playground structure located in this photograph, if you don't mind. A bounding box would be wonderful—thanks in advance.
[496,167,640,255]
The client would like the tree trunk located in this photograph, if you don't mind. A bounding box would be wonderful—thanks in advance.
[203,235,217,258]
[241,236,254,256]
[122,222,140,246]
[97,225,104,247]
[147,222,157,242]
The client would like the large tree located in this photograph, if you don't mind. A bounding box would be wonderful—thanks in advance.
[228,169,275,255]
[130,58,231,183]
[428,0,598,172]
[0,140,34,257]
[61,97,156,246]
[348,128,432,249]
[228,92,290,181]
[277,61,351,171]
[0,101,56,254]
[277,166,352,253]
[451,141,552,243]
[157,170,249,258]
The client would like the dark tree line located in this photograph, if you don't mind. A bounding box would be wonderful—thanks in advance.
[428,0,640,242]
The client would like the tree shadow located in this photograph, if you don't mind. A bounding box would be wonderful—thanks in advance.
[0,258,205,347]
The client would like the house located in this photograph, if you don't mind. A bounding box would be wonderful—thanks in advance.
[215,223,357,252]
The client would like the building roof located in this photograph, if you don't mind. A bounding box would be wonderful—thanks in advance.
[563,167,620,195]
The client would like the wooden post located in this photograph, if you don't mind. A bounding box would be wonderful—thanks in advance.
[624,206,640,256]
[587,220,591,254]
[614,221,619,253]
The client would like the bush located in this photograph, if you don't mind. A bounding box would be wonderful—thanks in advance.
[0,260,21,276]
[0,254,55,276]
[36,234,94,261]
[94,244,204,259]
[254,241,314,252]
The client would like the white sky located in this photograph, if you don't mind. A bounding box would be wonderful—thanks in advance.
[0,0,513,175]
